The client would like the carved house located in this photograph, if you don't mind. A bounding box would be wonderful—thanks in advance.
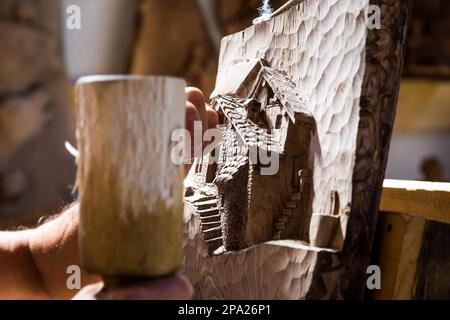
[186,59,316,252]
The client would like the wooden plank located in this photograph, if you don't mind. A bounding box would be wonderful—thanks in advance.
[380,179,450,224]
[183,0,412,299]
[375,163,450,299]
[372,212,425,300]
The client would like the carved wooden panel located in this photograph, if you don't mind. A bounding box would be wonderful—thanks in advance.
[183,0,412,299]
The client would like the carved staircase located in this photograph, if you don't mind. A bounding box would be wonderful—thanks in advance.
[273,192,302,240]
[192,196,224,252]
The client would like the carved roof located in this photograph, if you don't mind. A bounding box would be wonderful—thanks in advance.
[260,66,313,125]
[215,96,279,152]
[210,58,317,183]
[211,58,314,125]
[215,123,249,184]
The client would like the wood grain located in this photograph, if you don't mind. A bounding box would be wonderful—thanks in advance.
[372,212,425,300]
[183,202,334,299]
[380,179,450,224]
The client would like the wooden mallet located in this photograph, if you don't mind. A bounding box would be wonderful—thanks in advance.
[75,75,186,286]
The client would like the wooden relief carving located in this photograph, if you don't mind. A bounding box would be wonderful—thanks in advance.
[183,0,412,299]
[186,59,315,252]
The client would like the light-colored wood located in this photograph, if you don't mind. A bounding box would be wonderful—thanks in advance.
[373,178,450,300]
[390,214,425,299]
[183,0,412,299]
[380,179,450,224]
[374,178,449,299]
[373,212,426,300]
[75,75,186,278]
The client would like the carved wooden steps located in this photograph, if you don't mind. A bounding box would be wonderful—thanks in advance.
[196,199,218,210]
[193,198,223,252]
[273,192,302,240]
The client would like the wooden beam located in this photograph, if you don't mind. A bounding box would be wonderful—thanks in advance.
[380,179,450,224]
[372,212,426,300]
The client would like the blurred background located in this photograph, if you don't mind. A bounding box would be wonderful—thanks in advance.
[0,0,448,300]
[0,0,448,233]
[0,0,291,228]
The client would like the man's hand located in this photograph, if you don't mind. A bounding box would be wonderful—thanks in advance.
[0,87,216,300]
[185,87,218,172]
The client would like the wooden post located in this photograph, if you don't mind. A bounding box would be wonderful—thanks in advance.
[372,212,426,300]
[75,75,186,281]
